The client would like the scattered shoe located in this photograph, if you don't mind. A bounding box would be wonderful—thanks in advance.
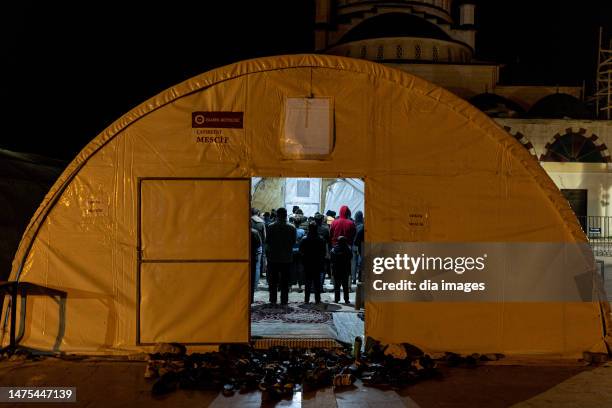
[147,341,443,397]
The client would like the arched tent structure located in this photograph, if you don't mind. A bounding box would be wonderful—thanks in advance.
[2,55,610,356]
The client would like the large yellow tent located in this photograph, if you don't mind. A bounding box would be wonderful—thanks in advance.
[2,55,609,357]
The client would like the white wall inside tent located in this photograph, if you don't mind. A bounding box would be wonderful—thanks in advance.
[324,178,364,216]
[251,177,261,196]
[284,178,321,216]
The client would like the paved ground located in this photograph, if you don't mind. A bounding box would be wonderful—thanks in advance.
[511,364,612,408]
[0,358,598,407]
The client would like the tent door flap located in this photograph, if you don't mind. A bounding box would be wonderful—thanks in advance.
[137,178,250,344]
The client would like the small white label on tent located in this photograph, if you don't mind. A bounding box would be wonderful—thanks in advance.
[282,97,333,157]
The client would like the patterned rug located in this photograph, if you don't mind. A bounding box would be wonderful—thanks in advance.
[251,302,333,324]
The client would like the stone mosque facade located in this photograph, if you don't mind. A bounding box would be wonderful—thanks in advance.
[315,0,612,229]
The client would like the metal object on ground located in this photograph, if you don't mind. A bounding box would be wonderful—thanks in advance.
[354,282,364,310]
[353,336,362,360]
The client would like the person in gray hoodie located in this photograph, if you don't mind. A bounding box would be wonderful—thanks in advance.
[265,207,296,305]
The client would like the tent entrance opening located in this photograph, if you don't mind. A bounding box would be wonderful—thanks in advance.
[250,177,365,342]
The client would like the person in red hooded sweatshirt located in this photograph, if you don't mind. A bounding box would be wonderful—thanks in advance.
[330,205,356,247]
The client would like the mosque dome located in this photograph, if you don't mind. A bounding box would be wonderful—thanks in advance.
[528,93,591,119]
[338,13,452,44]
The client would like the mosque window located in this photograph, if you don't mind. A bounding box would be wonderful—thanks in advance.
[433,46,439,62]
[415,44,421,60]
[360,45,367,58]
[377,45,384,60]
[396,45,403,59]
[447,48,452,62]
[345,48,351,57]
[541,131,610,163]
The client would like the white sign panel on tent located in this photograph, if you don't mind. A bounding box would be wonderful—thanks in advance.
[282,97,333,158]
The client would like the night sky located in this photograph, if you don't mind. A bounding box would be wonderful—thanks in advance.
[1,1,611,160]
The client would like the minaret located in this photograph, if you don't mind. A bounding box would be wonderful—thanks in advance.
[314,0,332,51]
[458,1,476,50]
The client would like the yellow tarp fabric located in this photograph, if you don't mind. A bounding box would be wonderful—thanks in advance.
[2,54,609,356]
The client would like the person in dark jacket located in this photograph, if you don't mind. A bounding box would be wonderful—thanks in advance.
[290,215,306,291]
[299,222,327,304]
[330,236,352,304]
[266,207,296,305]
[330,205,356,247]
[251,208,266,241]
[352,210,364,284]
[251,208,266,289]
[314,212,331,289]
[314,213,331,246]
[250,227,262,303]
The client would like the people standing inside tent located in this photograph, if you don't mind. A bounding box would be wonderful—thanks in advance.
[266,207,296,306]
[250,227,262,303]
[299,215,310,230]
[289,215,306,292]
[330,205,356,247]
[314,212,331,289]
[330,236,353,304]
[265,208,276,288]
[325,210,336,226]
[262,211,272,226]
[251,208,266,291]
[314,213,331,245]
[300,222,327,304]
[352,210,364,284]
[270,209,277,224]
